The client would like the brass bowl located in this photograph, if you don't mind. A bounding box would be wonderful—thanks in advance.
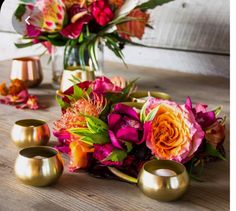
[15,146,64,186]
[130,91,171,102]
[10,57,43,87]
[138,160,189,201]
[108,159,189,201]
[11,119,50,148]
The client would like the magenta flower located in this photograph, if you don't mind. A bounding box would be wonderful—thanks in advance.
[91,0,114,26]
[60,14,92,39]
[93,144,122,166]
[91,77,122,94]
[185,97,216,129]
[108,103,143,149]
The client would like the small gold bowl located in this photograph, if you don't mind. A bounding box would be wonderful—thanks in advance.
[11,119,50,148]
[138,160,189,201]
[130,91,171,103]
[10,57,43,87]
[15,146,64,186]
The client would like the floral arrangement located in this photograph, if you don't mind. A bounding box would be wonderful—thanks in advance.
[53,77,226,180]
[0,79,42,110]
[14,0,173,69]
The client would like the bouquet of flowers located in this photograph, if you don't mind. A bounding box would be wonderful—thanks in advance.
[14,0,173,69]
[53,77,226,180]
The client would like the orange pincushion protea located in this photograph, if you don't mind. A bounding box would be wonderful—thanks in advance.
[54,95,105,141]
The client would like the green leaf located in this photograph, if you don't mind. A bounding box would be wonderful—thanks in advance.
[138,0,174,11]
[15,41,34,48]
[56,95,70,109]
[70,128,109,145]
[205,143,226,160]
[104,150,127,162]
[14,4,26,21]
[213,106,222,117]
[124,142,133,153]
[145,106,159,121]
[72,85,83,100]
[85,116,108,132]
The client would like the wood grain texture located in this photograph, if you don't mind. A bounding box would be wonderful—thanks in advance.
[0,58,229,211]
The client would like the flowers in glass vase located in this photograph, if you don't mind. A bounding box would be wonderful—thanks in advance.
[14,0,174,70]
[53,78,226,180]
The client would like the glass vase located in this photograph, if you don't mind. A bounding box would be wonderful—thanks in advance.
[51,41,104,91]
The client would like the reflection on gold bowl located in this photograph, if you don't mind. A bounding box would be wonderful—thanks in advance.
[108,159,189,201]
[10,57,43,87]
[14,146,64,186]
[138,160,189,201]
[11,119,50,148]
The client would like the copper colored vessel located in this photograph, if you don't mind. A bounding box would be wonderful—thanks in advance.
[10,57,43,87]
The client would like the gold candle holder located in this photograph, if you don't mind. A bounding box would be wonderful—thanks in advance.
[15,146,64,186]
[10,57,43,87]
[130,91,171,103]
[11,119,50,148]
[109,160,189,201]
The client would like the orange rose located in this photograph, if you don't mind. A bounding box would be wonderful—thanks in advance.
[69,141,94,171]
[142,98,204,163]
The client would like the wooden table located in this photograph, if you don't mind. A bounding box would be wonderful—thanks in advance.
[0,58,229,211]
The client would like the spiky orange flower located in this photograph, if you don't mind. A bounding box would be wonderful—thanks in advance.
[54,95,105,141]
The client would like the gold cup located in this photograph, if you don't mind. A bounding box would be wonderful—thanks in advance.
[130,91,171,103]
[109,160,189,201]
[15,146,64,186]
[11,119,50,148]
[10,57,43,87]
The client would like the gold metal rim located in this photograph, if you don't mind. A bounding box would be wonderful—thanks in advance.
[15,119,47,128]
[19,146,58,161]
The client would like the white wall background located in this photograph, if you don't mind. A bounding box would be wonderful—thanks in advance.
[0,0,230,77]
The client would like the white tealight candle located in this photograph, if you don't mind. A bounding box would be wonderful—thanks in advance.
[153,169,177,177]
[33,156,46,159]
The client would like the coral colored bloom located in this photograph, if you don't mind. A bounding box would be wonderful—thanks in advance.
[69,141,94,171]
[142,98,204,163]
[91,0,114,26]
[117,9,149,40]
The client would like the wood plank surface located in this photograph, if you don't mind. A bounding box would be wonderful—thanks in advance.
[0,58,229,211]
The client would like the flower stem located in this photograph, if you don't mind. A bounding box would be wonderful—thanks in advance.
[108,167,138,184]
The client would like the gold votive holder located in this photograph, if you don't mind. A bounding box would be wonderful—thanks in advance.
[130,91,171,103]
[11,119,50,148]
[138,160,189,201]
[15,146,64,186]
[109,159,189,201]
[10,57,43,87]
